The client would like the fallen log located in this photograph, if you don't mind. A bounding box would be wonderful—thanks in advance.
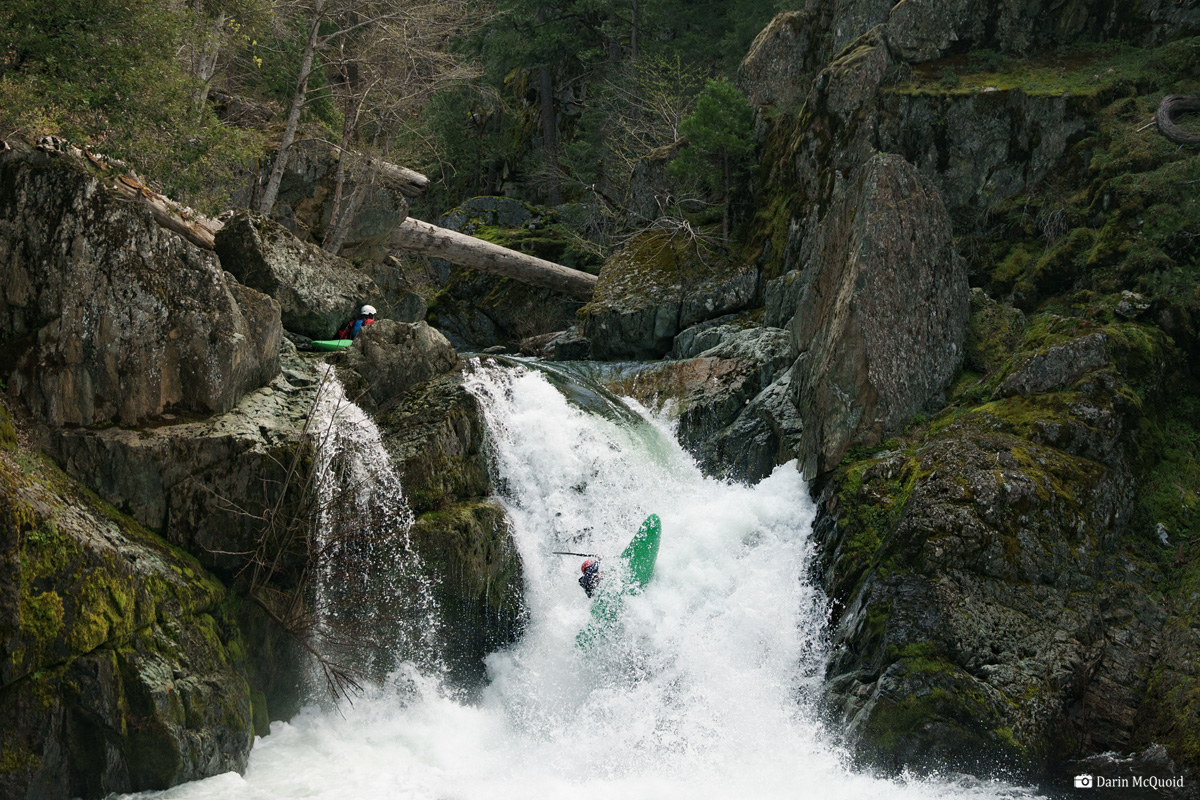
[391,217,598,298]
[110,175,222,250]
[1156,94,1200,146]
[370,158,430,198]
[31,135,223,250]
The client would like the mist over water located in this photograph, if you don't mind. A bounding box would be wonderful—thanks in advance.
[130,362,1042,800]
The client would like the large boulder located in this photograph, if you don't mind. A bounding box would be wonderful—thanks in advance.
[815,320,1188,777]
[334,320,459,411]
[783,152,968,477]
[239,140,412,261]
[0,151,281,428]
[580,230,759,360]
[215,212,379,340]
[46,342,321,582]
[0,439,252,798]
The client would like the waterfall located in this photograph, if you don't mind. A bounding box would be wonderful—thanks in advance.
[307,366,438,684]
[127,361,1042,800]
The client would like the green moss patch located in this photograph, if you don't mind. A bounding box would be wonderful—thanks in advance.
[893,38,1200,99]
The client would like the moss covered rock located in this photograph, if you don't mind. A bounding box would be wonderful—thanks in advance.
[815,314,1200,777]
[580,230,759,360]
[411,502,526,689]
[0,434,251,798]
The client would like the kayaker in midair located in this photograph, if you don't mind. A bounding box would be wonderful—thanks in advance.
[579,559,601,598]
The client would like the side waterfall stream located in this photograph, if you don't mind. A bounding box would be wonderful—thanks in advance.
[129,361,1043,800]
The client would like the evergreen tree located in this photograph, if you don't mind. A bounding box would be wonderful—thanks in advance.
[668,77,755,247]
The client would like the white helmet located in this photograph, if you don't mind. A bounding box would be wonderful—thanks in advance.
[361,304,377,316]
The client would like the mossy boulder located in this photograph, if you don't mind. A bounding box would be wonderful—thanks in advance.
[411,502,526,690]
[815,316,1200,777]
[580,230,759,360]
[373,365,527,690]
[0,436,252,798]
[0,150,281,428]
[374,368,493,516]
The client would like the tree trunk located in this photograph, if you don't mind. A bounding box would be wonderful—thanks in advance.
[631,0,639,61]
[257,2,325,215]
[721,150,730,248]
[190,10,227,121]
[391,218,597,298]
[537,65,563,205]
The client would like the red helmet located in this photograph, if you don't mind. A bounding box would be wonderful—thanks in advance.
[581,559,595,573]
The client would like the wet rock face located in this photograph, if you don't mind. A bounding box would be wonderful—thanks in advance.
[374,366,526,690]
[215,212,378,340]
[785,153,968,478]
[0,152,281,427]
[0,448,251,798]
[335,319,459,411]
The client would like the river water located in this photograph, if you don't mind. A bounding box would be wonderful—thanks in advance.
[129,361,1041,800]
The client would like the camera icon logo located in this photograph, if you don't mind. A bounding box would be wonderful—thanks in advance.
[1074,774,1095,789]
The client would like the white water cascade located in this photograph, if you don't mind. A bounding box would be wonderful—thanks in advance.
[128,361,1042,800]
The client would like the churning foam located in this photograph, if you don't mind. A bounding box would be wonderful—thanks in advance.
[128,362,1040,800]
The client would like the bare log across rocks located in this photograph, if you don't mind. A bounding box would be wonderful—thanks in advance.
[30,135,224,250]
[391,217,598,298]
[371,158,430,198]
[1156,94,1200,146]
[110,175,222,250]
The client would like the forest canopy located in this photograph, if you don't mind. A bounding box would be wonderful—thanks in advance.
[0,0,775,235]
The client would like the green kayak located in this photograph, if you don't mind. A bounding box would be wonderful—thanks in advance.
[576,513,661,647]
[311,339,354,351]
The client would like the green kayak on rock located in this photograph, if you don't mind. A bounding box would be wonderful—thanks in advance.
[576,514,661,648]
[311,339,354,351]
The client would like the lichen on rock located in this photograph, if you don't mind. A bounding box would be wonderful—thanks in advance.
[0,151,281,428]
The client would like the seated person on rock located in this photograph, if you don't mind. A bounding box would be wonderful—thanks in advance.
[579,558,602,598]
[336,304,377,339]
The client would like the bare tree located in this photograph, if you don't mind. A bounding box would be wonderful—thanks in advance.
[319,0,482,252]
[181,0,271,120]
[256,0,483,219]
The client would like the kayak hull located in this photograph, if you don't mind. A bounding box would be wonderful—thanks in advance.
[577,514,661,647]
[311,339,354,351]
